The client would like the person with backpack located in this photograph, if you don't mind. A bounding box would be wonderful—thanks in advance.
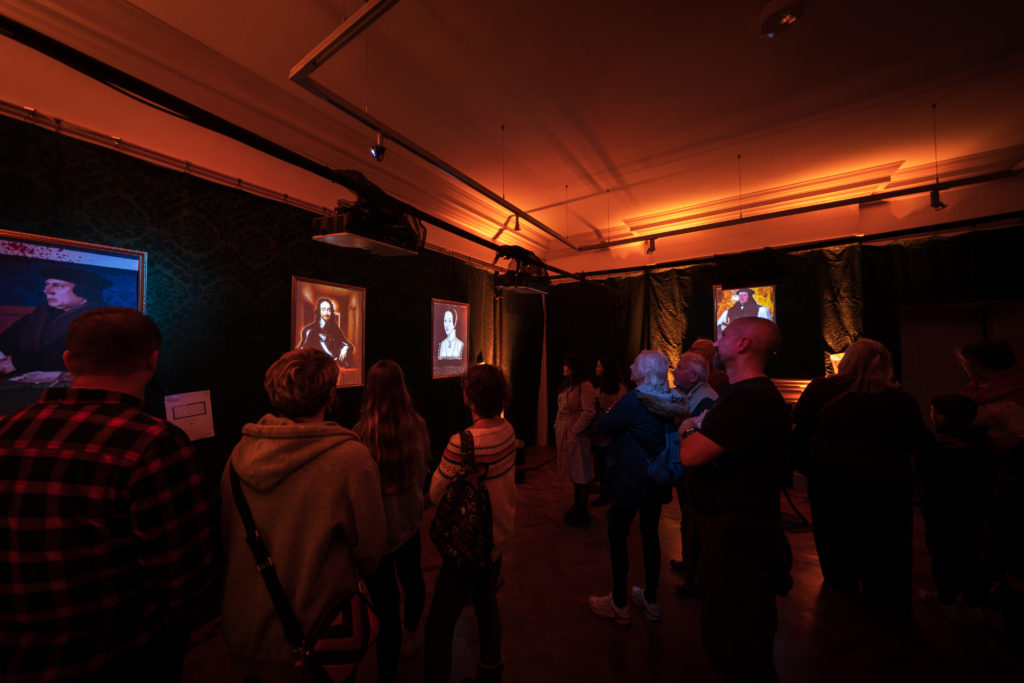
[588,350,688,625]
[424,364,516,683]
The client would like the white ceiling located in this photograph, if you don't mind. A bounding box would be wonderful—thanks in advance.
[2,0,1023,274]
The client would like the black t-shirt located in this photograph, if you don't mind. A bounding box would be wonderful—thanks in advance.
[687,376,790,515]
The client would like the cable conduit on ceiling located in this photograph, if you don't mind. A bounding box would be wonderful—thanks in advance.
[0,13,579,277]
[288,0,578,251]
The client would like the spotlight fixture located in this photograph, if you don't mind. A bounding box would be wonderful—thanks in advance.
[757,0,807,39]
[369,132,386,162]
[645,238,656,255]
[930,188,947,211]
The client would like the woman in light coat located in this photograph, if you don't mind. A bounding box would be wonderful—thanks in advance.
[555,352,597,526]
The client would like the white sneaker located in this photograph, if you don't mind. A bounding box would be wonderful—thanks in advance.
[588,592,631,625]
[630,585,663,621]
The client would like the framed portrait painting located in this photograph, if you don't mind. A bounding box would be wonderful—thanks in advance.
[0,229,146,415]
[291,276,365,387]
[713,284,776,340]
[432,298,469,379]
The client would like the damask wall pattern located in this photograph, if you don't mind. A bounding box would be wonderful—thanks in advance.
[0,116,543,474]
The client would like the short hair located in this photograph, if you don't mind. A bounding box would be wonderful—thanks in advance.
[631,350,669,389]
[65,307,161,375]
[931,394,978,427]
[462,363,509,418]
[687,339,715,365]
[264,349,338,419]
[957,340,1016,372]
[837,338,898,393]
[315,297,335,315]
[676,352,708,380]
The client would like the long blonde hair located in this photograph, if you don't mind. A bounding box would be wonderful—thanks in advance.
[354,360,429,493]
[837,338,900,393]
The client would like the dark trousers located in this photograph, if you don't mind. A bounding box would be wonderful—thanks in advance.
[698,512,791,683]
[366,532,427,683]
[675,481,699,583]
[593,444,610,496]
[809,467,913,613]
[608,503,662,606]
[423,557,502,683]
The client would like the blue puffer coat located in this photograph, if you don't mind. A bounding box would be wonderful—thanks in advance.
[597,387,689,508]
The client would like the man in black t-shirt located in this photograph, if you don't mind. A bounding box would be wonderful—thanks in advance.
[679,317,792,683]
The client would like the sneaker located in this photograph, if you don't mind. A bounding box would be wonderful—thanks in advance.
[588,592,631,625]
[630,585,663,621]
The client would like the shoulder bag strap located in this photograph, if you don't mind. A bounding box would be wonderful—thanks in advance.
[229,465,308,651]
[461,428,487,480]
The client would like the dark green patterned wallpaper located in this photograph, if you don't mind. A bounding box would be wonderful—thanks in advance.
[0,116,542,479]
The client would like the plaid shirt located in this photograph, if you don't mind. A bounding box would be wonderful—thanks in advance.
[0,388,218,681]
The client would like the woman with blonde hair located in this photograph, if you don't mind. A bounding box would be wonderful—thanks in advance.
[792,338,928,614]
[354,360,431,680]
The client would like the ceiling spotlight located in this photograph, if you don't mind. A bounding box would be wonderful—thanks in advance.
[758,0,807,39]
[645,238,656,254]
[369,132,386,162]
[514,215,520,231]
[930,188,947,211]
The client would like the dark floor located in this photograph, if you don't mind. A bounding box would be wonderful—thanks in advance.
[184,446,1024,682]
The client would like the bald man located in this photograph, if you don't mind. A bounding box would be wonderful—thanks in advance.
[678,318,793,683]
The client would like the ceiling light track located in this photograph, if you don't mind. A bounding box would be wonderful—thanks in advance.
[289,0,577,250]
[566,210,1024,281]
[0,14,580,277]
[578,168,1019,252]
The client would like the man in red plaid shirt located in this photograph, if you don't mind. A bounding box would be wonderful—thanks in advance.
[0,307,217,681]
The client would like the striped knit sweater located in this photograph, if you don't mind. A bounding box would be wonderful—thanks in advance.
[430,420,517,560]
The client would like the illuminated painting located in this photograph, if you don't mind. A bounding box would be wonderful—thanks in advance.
[291,276,365,387]
[713,284,776,340]
[0,229,146,415]
[432,298,469,379]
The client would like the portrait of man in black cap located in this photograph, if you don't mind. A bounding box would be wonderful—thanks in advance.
[715,286,773,338]
[0,264,110,375]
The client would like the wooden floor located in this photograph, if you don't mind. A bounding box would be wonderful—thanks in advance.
[185,446,1023,682]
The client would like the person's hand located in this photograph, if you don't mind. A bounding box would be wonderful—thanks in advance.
[0,357,15,374]
[678,410,707,435]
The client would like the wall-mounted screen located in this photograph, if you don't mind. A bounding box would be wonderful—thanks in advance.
[432,298,469,379]
[713,284,776,340]
[0,229,146,416]
[292,276,365,387]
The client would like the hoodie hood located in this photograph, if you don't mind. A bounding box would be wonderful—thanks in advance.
[636,387,691,422]
[229,413,360,492]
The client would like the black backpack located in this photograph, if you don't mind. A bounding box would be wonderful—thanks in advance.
[429,429,494,567]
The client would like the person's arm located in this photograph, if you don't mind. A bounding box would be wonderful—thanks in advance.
[573,382,598,436]
[340,453,387,577]
[429,432,464,503]
[130,427,218,629]
[678,429,725,467]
